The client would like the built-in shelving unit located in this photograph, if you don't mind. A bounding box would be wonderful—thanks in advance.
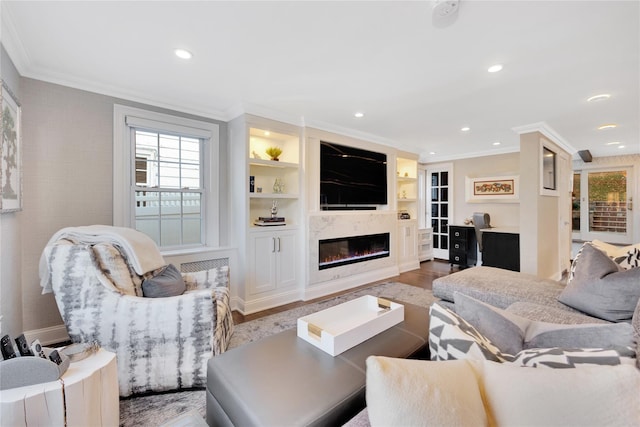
[230,115,303,314]
[396,154,420,272]
[396,156,418,220]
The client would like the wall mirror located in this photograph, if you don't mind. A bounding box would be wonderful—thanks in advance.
[542,146,557,191]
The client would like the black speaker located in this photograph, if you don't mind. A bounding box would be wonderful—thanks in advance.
[578,150,593,162]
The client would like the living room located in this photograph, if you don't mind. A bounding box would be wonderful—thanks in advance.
[1,1,639,425]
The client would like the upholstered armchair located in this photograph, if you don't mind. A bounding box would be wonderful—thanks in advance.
[41,226,234,397]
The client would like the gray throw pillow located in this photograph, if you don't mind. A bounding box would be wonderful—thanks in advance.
[454,292,636,353]
[141,264,186,298]
[558,243,640,322]
[454,292,528,355]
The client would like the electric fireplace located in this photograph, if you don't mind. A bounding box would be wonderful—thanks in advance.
[319,232,390,270]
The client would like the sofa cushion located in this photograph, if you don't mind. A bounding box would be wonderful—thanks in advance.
[558,243,640,322]
[454,292,635,352]
[366,357,488,427]
[141,264,186,298]
[429,303,512,362]
[592,240,640,270]
[505,301,610,324]
[432,266,571,312]
[509,347,637,369]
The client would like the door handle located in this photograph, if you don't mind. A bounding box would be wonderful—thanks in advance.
[277,237,281,252]
[272,237,276,253]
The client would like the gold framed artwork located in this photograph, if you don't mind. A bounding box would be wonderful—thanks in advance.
[1,80,22,213]
[465,175,519,203]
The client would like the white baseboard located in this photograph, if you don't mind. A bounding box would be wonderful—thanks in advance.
[24,324,69,346]
[234,289,302,315]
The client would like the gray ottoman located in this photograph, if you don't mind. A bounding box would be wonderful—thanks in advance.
[206,302,430,427]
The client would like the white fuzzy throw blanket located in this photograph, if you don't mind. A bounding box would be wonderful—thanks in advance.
[39,225,166,294]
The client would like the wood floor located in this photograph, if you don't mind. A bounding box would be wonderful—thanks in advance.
[232,259,454,324]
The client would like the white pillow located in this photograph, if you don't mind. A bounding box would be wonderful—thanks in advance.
[366,357,488,427]
[365,357,640,427]
[481,361,640,426]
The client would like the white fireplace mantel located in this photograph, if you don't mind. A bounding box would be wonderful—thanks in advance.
[305,211,398,299]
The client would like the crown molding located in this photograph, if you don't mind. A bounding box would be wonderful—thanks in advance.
[512,121,577,155]
[1,2,31,74]
[420,145,520,164]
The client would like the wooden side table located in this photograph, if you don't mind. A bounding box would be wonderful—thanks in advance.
[0,348,118,426]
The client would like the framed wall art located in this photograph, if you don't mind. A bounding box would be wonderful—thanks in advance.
[465,175,519,203]
[1,80,22,213]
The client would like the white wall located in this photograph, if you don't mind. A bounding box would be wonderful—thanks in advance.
[450,152,520,227]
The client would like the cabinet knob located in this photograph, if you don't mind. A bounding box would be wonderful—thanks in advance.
[454,256,460,261]
[454,231,461,237]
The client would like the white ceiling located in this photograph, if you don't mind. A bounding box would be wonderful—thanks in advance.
[2,1,639,161]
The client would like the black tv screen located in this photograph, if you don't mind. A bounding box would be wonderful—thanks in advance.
[320,141,388,206]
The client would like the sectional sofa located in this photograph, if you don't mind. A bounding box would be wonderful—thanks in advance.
[344,240,640,426]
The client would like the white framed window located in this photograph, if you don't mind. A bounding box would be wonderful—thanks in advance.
[114,105,219,250]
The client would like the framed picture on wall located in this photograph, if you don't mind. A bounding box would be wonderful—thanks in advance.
[1,80,22,213]
[465,175,520,203]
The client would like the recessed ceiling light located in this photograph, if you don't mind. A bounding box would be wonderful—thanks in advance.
[174,48,193,59]
[461,126,470,132]
[598,124,617,130]
[606,141,621,145]
[492,141,501,146]
[354,112,364,118]
[618,145,625,149]
[264,131,270,136]
[487,64,503,73]
[587,93,611,102]
[429,151,436,155]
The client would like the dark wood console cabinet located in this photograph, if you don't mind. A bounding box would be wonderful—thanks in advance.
[481,230,520,272]
[449,225,477,270]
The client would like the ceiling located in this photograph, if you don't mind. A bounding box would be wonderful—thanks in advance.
[2,1,639,162]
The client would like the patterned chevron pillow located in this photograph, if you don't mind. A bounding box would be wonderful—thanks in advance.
[429,303,513,362]
[591,239,640,270]
[510,347,637,369]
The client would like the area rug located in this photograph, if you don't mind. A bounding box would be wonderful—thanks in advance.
[119,281,438,427]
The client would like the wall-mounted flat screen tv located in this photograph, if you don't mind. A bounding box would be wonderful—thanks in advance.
[320,141,388,207]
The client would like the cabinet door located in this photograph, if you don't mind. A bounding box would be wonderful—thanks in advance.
[275,231,297,289]
[249,233,277,295]
[397,223,418,261]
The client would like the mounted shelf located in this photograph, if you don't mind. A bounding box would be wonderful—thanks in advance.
[249,158,299,169]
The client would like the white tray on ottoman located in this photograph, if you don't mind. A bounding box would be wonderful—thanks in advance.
[297,295,405,356]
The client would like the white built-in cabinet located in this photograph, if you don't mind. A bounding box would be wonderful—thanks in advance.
[396,154,420,272]
[249,228,298,295]
[229,115,302,314]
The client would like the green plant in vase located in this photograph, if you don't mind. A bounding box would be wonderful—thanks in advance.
[265,146,283,161]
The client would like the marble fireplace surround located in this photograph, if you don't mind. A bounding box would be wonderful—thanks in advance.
[306,211,398,299]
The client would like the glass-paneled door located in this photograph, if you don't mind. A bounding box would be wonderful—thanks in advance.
[426,164,453,260]
[572,167,633,244]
